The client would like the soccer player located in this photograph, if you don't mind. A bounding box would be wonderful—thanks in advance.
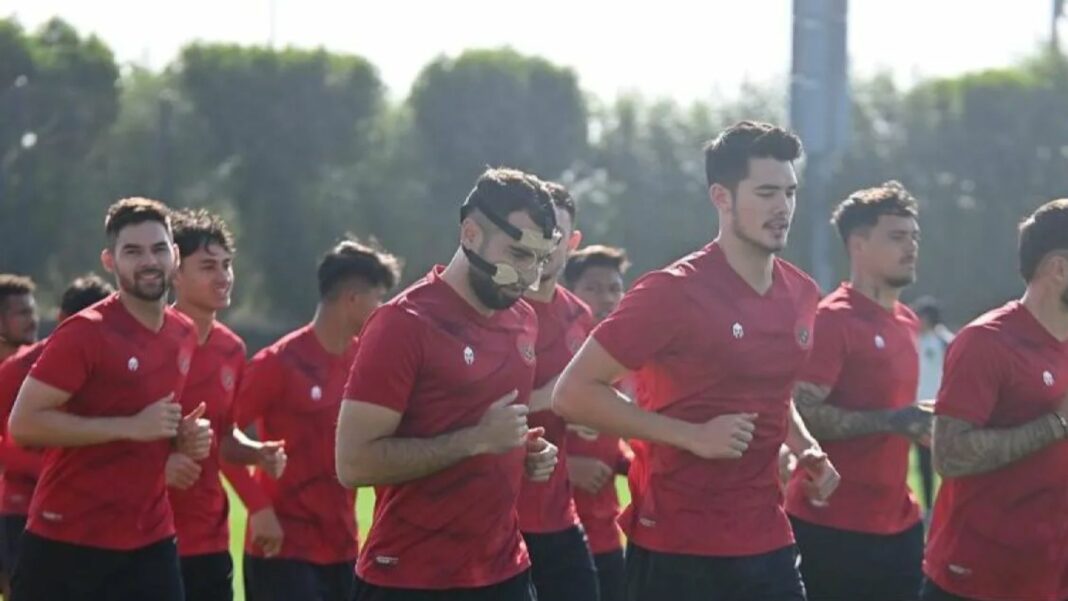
[554,121,840,601]
[235,237,401,601]
[8,197,212,601]
[517,182,599,601]
[0,274,38,362]
[786,181,930,601]
[0,274,113,596]
[912,295,954,515]
[167,208,288,601]
[337,167,561,601]
[921,199,1068,601]
[562,244,633,601]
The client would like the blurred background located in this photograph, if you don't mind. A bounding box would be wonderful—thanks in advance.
[2,0,1067,347]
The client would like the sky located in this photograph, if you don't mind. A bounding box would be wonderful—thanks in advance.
[6,1,1062,102]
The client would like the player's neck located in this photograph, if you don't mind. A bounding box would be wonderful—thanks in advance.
[849,271,901,311]
[0,341,16,363]
[524,279,558,304]
[1021,286,1068,342]
[717,233,775,294]
[172,299,217,344]
[312,304,356,355]
[442,250,495,317]
[118,291,166,333]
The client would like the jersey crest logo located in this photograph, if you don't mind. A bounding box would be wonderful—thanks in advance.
[517,337,536,365]
[731,322,744,339]
[310,385,323,401]
[1043,370,1055,387]
[178,352,192,375]
[463,346,475,365]
[797,326,811,348]
[127,357,140,372]
[221,367,236,391]
[874,335,886,349]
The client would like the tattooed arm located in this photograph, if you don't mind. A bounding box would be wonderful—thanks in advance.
[793,380,932,442]
[932,413,1067,478]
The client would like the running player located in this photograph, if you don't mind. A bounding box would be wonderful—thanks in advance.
[337,167,561,601]
[0,274,38,362]
[921,198,1068,601]
[554,121,840,601]
[8,197,212,601]
[786,181,930,601]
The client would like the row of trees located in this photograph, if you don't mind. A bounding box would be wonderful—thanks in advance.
[2,17,1067,332]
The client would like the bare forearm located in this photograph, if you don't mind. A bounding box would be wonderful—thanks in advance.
[554,379,690,449]
[786,401,821,453]
[933,414,1066,477]
[794,381,894,441]
[337,427,479,488]
[10,409,132,448]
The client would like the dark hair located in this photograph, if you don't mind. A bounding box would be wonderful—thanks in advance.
[318,237,403,300]
[171,208,236,259]
[104,197,172,245]
[459,167,556,237]
[544,181,577,222]
[1018,198,1068,282]
[831,181,919,245]
[703,121,803,192]
[911,295,942,326]
[0,274,35,311]
[564,245,630,287]
[60,274,114,316]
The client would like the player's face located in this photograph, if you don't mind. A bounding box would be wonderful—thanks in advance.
[0,294,39,345]
[857,215,920,289]
[572,267,624,323]
[173,243,234,311]
[105,221,177,302]
[539,209,578,288]
[726,158,798,254]
[468,210,552,310]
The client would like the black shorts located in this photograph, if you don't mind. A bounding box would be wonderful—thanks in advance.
[594,549,626,601]
[12,531,183,601]
[351,569,536,601]
[523,525,599,601]
[791,516,924,601]
[180,551,233,601]
[919,580,982,601]
[244,554,354,601]
[624,542,806,601]
[0,514,27,574]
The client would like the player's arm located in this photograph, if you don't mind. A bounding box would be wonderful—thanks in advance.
[932,412,1067,478]
[785,398,841,502]
[793,381,932,442]
[554,338,754,460]
[9,377,180,447]
[336,390,527,488]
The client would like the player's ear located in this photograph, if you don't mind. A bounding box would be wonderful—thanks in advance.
[568,229,582,252]
[461,217,483,249]
[709,184,731,212]
[101,248,115,274]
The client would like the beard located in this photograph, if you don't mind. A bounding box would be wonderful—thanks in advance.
[732,219,786,254]
[119,267,169,302]
[886,274,916,289]
[468,266,523,310]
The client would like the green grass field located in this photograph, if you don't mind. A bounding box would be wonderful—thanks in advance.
[225,449,937,601]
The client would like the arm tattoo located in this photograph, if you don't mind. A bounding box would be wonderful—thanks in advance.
[793,381,896,441]
[932,414,1064,478]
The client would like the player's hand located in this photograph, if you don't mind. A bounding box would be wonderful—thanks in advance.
[126,393,182,441]
[165,452,202,490]
[175,402,213,461]
[890,402,934,445]
[471,390,528,455]
[524,428,558,482]
[797,448,840,505]
[249,507,284,558]
[566,423,600,441]
[682,413,757,460]
[568,455,613,494]
[778,445,797,485]
[257,440,287,479]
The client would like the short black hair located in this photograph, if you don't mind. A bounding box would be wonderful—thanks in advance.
[60,274,114,316]
[1018,198,1068,282]
[703,121,803,192]
[459,167,556,237]
[0,274,35,311]
[912,295,942,326]
[831,181,919,245]
[104,197,172,246]
[544,181,577,222]
[171,208,236,259]
[564,245,630,288]
[318,237,403,300]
